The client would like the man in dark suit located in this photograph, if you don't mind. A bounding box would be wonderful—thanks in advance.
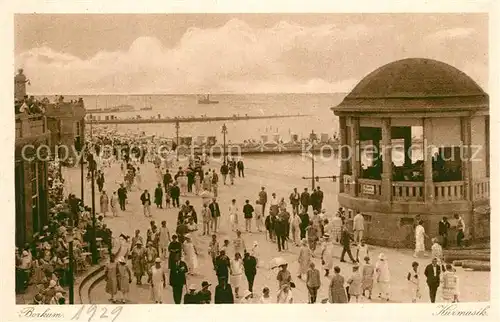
[140,189,152,217]
[438,216,451,248]
[424,257,441,303]
[170,182,180,208]
[237,159,245,177]
[163,169,173,192]
[209,198,221,233]
[117,183,127,211]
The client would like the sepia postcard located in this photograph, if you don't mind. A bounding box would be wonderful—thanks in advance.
[1,1,498,321]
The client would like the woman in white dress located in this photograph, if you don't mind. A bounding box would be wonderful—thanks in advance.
[182,235,198,275]
[228,199,239,232]
[431,238,444,266]
[320,234,335,277]
[150,258,166,304]
[100,190,109,216]
[230,252,244,298]
[375,253,391,301]
[276,283,293,303]
[297,239,312,279]
[115,234,130,262]
[407,261,421,303]
[413,220,428,258]
[135,167,142,190]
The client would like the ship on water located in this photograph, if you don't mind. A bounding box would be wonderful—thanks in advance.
[197,94,219,104]
[86,104,135,114]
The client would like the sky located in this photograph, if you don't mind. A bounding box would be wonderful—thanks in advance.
[14,13,488,94]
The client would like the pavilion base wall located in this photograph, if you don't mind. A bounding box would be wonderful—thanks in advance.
[338,193,489,248]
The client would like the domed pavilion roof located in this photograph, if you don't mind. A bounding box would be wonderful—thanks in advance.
[332,58,488,114]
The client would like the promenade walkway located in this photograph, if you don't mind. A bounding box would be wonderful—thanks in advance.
[63,157,489,304]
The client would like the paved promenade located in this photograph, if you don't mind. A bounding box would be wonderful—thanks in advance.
[63,156,489,304]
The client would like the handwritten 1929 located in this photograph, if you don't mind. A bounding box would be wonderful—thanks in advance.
[71,305,123,322]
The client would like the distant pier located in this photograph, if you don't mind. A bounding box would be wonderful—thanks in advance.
[175,141,340,156]
[86,113,311,125]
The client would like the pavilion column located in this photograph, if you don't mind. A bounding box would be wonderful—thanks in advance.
[403,127,412,166]
[349,117,360,197]
[339,116,348,193]
[423,118,434,202]
[461,116,473,201]
[485,115,490,178]
[381,118,392,202]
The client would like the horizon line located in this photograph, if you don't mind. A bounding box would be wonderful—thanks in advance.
[30,92,349,97]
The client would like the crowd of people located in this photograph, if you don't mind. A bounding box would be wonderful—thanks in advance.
[22,131,463,305]
[15,161,112,305]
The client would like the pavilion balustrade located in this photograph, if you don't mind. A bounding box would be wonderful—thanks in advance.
[433,181,465,201]
[392,181,424,202]
[473,178,490,200]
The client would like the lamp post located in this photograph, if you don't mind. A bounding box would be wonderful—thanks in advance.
[310,130,317,190]
[67,226,75,304]
[88,152,98,264]
[222,124,228,164]
[74,137,84,202]
[175,121,180,161]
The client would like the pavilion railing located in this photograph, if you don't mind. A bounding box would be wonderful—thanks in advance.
[434,181,465,201]
[473,178,490,201]
[392,181,424,202]
[357,178,382,200]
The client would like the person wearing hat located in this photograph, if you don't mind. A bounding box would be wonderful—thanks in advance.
[297,238,312,280]
[117,183,128,211]
[105,255,119,303]
[424,257,441,303]
[116,257,132,303]
[306,262,321,303]
[431,238,444,267]
[169,252,188,304]
[197,281,212,304]
[375,253,391,301]
[140,189,152,217]
[320,234,334,277]
[183,284,199,304]
[146,241,159,283]
[214,276,234,304]
[346,265,362,303]
[183,235,198,275]
[340,225,357,264]
[243,250,258,293]
[131,240,147,285]
[32,293,44,305]
[167,235,182,270]
[277,283,293,303]
[353,211,365,244]
[328,266,348,303]
[240,289,253,303]
[150,258,166,304]
[441,263,459,303]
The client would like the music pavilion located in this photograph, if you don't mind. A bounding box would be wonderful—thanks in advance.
[332,58,490,248]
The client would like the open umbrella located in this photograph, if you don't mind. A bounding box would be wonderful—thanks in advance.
[269,257,288,269]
